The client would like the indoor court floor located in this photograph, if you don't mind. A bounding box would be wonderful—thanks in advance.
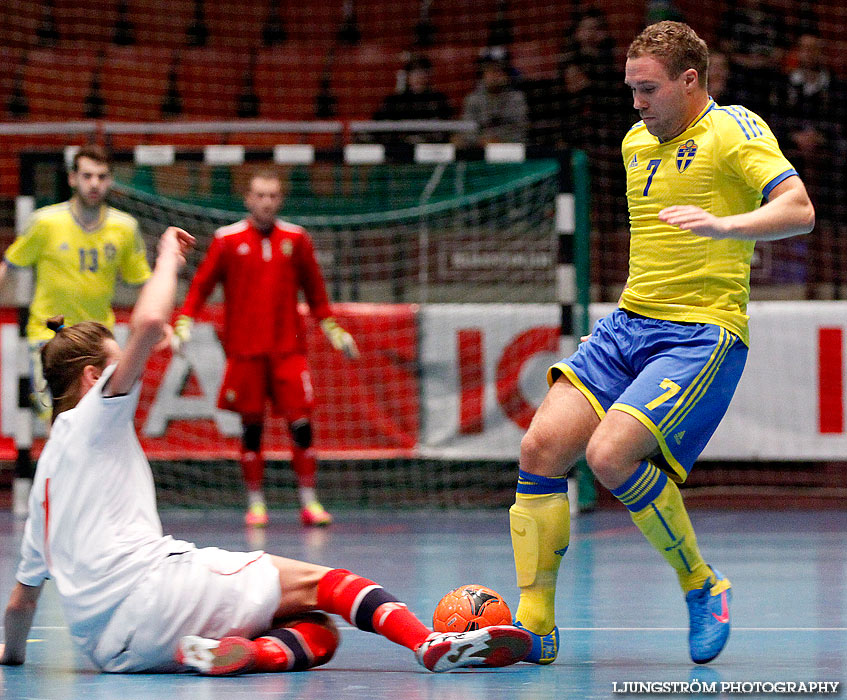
[1,507,845,699]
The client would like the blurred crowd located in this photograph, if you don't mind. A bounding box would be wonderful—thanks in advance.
[5,0,846,297]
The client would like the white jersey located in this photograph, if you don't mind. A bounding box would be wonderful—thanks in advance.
[16,364,193,658]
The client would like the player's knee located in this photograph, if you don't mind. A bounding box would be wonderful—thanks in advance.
[585,438,630,488]
[520,428,574,477]
[242,422,263,452]
[289,418,312,450]
[520,429,547,470]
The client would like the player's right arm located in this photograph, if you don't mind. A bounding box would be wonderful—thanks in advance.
[3,211,47,269]
[1,582,43,665]
[107,227,194,396]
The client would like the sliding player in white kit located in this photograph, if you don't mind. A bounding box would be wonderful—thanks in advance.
[0,226,531,675]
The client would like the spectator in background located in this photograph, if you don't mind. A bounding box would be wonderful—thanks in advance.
[457,47,528,147]
[372,56,453,144]
[774,32,847,297]
[525,6,630,284]
[374,56,452,122]
[705,50,751,108]
[717,0,788,117]
[705,51,730,103]
[777,33,846,154]
[528,8,629,150]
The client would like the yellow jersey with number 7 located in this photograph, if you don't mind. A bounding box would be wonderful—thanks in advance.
[5,202,151,342]
[620,99,797,346]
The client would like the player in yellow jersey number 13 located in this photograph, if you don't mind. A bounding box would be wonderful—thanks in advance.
[509,21,814,666]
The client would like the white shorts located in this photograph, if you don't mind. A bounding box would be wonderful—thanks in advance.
[92,547,281,673]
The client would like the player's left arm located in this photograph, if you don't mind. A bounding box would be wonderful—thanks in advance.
[1,582,43,665]
[296,234,360,359]
[659,175,815,242]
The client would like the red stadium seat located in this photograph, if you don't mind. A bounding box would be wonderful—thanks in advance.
[101,46,172,121]
[130,0,193,47]
[52,0,118,45]
[429,0,497,45]
[178,48,251,119]
[24,48,98,120]
[254,43,329,121]
[509,39,562,80]
[426,45,481,115]
[205,2,265,49]
[332,43,406,120]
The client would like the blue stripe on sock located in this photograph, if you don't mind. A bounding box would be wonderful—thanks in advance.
[610,461,651,499]
[611,462,668,512]
[516,469,568,495]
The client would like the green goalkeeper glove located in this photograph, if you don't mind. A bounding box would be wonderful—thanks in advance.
[171,314,194,355]
[320,317,359,359]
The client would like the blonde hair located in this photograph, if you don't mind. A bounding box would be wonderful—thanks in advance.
[627,21,709,88]
[41,316,114,421]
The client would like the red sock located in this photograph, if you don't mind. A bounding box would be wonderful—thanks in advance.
[291,445,317,489]
[253,613,339,672]
[240,451,264,492]
[317,569,432,650]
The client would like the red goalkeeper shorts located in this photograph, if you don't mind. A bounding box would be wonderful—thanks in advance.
[217,353,315,420]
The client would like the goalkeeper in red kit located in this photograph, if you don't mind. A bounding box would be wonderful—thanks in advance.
[173,170,358,528]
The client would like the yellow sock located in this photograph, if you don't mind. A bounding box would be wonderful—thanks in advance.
[612,461,712,593]
[509,470,570,634]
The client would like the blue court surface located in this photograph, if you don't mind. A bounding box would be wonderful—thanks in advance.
[1,507,845,699]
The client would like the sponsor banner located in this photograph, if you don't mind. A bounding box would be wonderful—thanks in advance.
[435,240,556,283]
[418,302,847,461]
[3,301,847,462]
[0,303,418,460]
[703,301,847,459]
[419,303,564,458]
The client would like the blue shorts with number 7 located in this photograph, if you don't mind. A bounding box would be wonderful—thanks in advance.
[547,309,748,482]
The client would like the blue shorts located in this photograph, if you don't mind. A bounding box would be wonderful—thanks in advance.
[548,309,747,482]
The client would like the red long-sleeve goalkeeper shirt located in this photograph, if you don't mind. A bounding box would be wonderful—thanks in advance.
[179,218,332,357]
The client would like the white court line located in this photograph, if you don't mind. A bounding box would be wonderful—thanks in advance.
[17,626,847,633]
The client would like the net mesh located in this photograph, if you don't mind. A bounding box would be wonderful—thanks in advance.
[109,158,561,304]
[2,0,847,508]
[106,156,562,509]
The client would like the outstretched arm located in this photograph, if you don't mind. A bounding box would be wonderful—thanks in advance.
[106,227,195,396]
[1,582,43,665]
[658,176,815,241]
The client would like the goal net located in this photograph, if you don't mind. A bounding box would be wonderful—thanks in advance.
[109,156,561,305]
[3,0,846,510]
[103,148,571,508]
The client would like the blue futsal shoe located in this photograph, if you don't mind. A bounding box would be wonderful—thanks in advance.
[686,568,732,664]
[514,620,559,664]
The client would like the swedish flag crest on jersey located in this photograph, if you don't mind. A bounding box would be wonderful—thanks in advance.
[676,139,697,172]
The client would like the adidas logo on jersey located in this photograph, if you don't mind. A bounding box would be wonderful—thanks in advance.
[674,430,686,444]
[628,154,639,169]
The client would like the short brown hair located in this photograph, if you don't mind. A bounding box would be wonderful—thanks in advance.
[72,144,111,172]
[247,168,282,189]
[627,21,709,88]
[41,316,114,421]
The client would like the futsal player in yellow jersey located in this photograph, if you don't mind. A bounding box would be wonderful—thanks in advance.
[0,144,151,420]
[510,21,814,665]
